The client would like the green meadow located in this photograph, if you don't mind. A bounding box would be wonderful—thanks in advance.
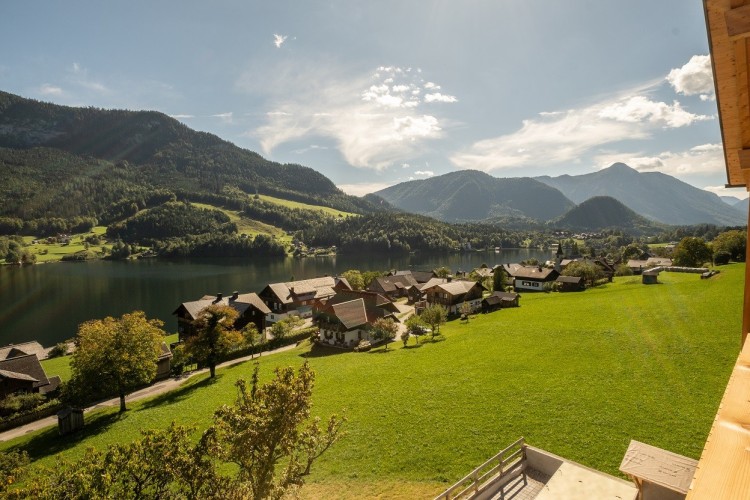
[3,265,743,499]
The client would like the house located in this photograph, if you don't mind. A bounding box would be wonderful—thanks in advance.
[0,341,47,361]
[512,266,559,292]
[389,269,436,284]
[156,342,173,380]
[173,291,271,341]
[316,290,400,348]
[422,278,485,315]
[258,276,345,323]
[628,258,672,275]
[0,354,61,398]
[556,275,585,292]
[367,274,419,300]
[481,291,520,313]
[500,263,524,279]
[472,267,494,279]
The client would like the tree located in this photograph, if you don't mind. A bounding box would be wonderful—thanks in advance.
[400,329,410,347]
[184,305,243,379]
[562,261,605,287]
[70,311,165,412]
[459,301,472,320]
[0,449,28,494]
[404,314,426,343]
[206,362,345,499]
[341,269,364,290]
[434,266,451,278]
[241,323,262,357]
[492,267,506,292]
[672,237,713,268]
[712,229,746,262]
[270,315,303,346]
[370,317,398,350]
[421,304,447,339]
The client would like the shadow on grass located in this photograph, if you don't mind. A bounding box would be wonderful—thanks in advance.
[8,410,123,461]
[137,376,216,411]
[422,335,446,343]
[403,343,423,349]
[299,343,345,358]
[367,347,395,354]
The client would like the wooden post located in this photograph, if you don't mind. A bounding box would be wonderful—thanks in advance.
[744,199,750,347]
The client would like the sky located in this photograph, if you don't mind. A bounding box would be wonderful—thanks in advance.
[1,1,742,199]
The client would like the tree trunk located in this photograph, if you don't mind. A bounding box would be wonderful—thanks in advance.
[209,364,216,378]
[119,392,127,412]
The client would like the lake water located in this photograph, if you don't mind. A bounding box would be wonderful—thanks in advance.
[0,248,552,347]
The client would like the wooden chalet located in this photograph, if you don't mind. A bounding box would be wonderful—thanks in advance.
[173,291,271,341]
[512,266,559,292]
[556,275,585,292]
[422,278,485,315]
[367,274,419,300]
[481,291,520,313]
[0,341,47,361]
[389,269,436,284]
[0,353,60,398]
[258,276,349,324]
[316,290,400,348]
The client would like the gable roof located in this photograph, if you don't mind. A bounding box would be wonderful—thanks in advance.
[0,354,50,389]
[513,266,557,280]
[330,299,369,330]
[370,275,419,293]
[263,277,338,304]
[556,275,583,284]
[419,277,449,291]
[174,292,271,320]
[0,341,46,361]
[0,369,39,382]
[434,280,482,296]
[502,263,524,277]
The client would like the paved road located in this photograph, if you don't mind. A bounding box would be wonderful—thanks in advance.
[0,342,299,443]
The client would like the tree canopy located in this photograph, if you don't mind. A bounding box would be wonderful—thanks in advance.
[184,304,244,378]
[672,237,713,268]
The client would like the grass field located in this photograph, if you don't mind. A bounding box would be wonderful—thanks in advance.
[257,194,357,218]
[3,265,743,498]
[191,202,293,248]
[20,226,111,263]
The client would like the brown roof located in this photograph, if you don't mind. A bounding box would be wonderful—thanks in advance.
[370,275,418,293]
[330,299,369,330]
[0,354,51,389]
[0,341,46,361]
[419,277,449,291]
[0,369,39,382]
[174,292,271,320]
[513,266,557,280]
[264,277,338,304]
[556,275,583,284]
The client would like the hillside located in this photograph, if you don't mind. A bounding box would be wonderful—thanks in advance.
[552,196,663,234]
[374,170,575,222]
[536,163,746,226]
[0,91,374,217]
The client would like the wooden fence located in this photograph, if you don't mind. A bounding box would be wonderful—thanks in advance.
[434,437,526,500]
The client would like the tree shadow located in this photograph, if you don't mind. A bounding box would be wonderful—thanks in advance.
[422,335,446,343]
[8,410,123,461]
[367,347,395,354]
[403,343,423,349]
[299,343,345,358]
[137,376,215,411]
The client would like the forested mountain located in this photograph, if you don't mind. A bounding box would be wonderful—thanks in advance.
[536,163,746,226]
[0,90,374,216]
[373,170,575,222]
[551,196,663,234]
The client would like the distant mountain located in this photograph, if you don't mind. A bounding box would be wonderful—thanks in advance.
[735,197,749,215]
[552,196,662,234]
[536,163,746,226]
[373,170,575,222]
[0,90,374,217]
[720,195,742,205]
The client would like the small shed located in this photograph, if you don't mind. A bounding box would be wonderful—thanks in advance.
[57,407,84,435]
[619,440,697,500]
[642,269,660,285]
[556,275,585,292]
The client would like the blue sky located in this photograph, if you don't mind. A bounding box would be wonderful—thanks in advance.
[2,1,739,198]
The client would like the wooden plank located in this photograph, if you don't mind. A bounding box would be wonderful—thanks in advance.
[687,337,750,498]
[725,4,750,39]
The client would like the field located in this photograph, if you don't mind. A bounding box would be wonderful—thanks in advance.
[190,202,292,246]
[3,265,743,498]
[258,194,357,218]
[21,226,111,263]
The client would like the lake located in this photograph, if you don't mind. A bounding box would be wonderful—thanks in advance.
[0,248,552,347]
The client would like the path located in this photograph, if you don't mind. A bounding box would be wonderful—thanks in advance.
[0,342,300,443]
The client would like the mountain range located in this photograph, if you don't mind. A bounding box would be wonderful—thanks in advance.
[375,164,747,227]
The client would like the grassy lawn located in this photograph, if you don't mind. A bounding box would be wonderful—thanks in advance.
[191,202,292,247]
[258,194,357,218]
[40,355,72,383]
[3,265,743,498]
[20,226,111,263]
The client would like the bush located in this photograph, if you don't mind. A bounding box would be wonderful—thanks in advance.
[354,340,372,352]
[47,342,69,358]
[714,250,731,266]
[0,392,46,417]
[615,263,633,276]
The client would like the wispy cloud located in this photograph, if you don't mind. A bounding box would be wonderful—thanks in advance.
[594,143,724,176]
[667,54,714,101]
[451,83,712,172]
[38,84,64,96]
[169,114,194,119]
[242,63,457,170]
[704,185,748,200]
[211,112,234,124]
[425,92,457,103]
[273,34,287,48]
[414,170,434,177]
[68,62,109,94]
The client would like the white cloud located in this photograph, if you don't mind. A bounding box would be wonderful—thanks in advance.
[424,82,440,89]
[594,143,725,176]
[414,170,434,177]
[244,63,454,169]
[667,54,714,101]
[211,112,234,124]
[39,84,63,96]
[67,62,109,94]
[425,92,457,103]
[401,163,411,168]
[337,182,394,196]
[169,114,194,119]
[273,34,287,48]
[452,87,713,171]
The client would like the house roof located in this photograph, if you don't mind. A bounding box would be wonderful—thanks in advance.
[513,266,557,280]
[502,263,524,277]
[392,270,435,283]
[0,369,39,382]
[482,291,519,306]
[0,353,50,389]
[556,275,583,284]
[419,277,449,291]
[264,277,338,304]
[174,292,271,320]
[370,275,419,293]
[434,280,480,296]
[0,341,46,361]
[330,299,369,330]
[473,267,493,278]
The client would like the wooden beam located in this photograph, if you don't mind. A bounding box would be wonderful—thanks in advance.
[726,4,750,40]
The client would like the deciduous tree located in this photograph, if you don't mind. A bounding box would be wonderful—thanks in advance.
[712,230,746,262]
[370,317,398,350]
[672,237,713,268]
[70,311,165,412]
[184,305,243,378]
[421,304,447,339]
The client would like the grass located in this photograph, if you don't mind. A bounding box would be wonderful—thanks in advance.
[191,202,292,247]
[40,355,72,383]
[3,265,743,498]
[20,226,111,263]
[257,194,357,218]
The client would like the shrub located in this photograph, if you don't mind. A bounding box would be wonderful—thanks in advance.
[0,392,46,417]
[714,250,731,266]
[615,263,633,276]
[47,342,69,358]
